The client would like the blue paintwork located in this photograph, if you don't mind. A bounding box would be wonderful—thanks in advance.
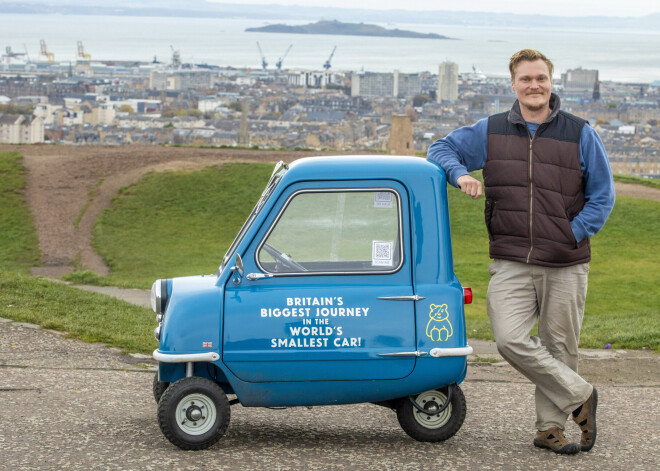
[155,155,470,405]
[159,275,221,355]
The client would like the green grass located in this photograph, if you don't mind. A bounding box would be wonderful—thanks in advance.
[61,269,113,286]
[613,174,660,190]
[89,163,274,288]
[90,165,658,350]
[0,270,157,354]
[449,174,660,351]
[0,152,40,273]
[0,152,155,354]
[1,152,658,352]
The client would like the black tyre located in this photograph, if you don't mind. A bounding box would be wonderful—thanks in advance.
[157,376,230,450]
[396,384,466,442]
[152,372,169,403]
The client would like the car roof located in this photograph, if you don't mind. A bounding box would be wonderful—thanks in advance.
[283,155,444,183]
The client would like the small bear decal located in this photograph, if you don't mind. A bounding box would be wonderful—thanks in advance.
[426,304,453,341]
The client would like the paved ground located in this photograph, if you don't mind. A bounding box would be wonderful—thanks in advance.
[1,312,658,471]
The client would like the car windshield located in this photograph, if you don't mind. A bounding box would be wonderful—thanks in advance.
[216,161,288,275]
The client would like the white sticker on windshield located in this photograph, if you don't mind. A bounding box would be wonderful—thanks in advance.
[372,241,393,266]
[374,192,393,208]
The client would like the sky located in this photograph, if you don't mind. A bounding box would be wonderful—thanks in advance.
[208,0,658,18]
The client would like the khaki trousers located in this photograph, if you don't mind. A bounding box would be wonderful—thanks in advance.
[486,259,593,431]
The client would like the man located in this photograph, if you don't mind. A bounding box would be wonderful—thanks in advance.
[427,49,615,454]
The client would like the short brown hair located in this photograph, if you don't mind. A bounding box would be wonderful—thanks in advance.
[509,49,554,81]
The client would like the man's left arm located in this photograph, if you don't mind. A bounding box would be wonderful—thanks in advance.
[571,125,616,244]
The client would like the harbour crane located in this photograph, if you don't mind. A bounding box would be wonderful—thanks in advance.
[2,46,26,64]
[77,40,91,60]
[23,44,31,63]
[39,39,54,63]
[170,45,181,69]
[275,44,292,71]
[256,41,268,70]
[323,46,337,70]
[4,46,26,59]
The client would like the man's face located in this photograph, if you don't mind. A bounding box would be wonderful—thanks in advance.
[511,59,553,113]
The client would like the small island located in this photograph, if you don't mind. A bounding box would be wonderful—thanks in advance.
[246,20,453,40]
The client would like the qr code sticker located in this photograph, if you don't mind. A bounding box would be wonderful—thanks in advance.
[374,192,393,208]
[372,241,393,266]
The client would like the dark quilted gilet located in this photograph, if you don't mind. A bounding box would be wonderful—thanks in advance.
[483,103,590,267]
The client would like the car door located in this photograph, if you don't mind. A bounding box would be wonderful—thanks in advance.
[222,180,418,382]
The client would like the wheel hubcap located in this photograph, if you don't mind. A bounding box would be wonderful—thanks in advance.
[413,390,452,429]
[176,393,217,435]
[424,401,439,413]
[186,405,203,422]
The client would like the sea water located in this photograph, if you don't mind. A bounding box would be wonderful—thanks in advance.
[1,13,659,83]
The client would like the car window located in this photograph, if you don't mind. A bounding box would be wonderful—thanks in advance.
[218,162,287,274]
[257,189,402,274]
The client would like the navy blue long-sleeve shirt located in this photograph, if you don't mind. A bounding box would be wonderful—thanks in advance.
[427,118,616,244]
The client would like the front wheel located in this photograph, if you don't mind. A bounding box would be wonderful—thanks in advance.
[157,377,230,450]
[396,384,466,442]
[152,372,169,403]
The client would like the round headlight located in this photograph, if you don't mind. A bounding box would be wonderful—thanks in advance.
[150,280,161,313]
[151,279,168,314]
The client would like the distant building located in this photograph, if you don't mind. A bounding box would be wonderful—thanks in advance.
[149,69,214,91]
[237,99,250,147]
[0,114,44,143]
[351,70,421,98]
[96,103,117,125]
[34,103,61,125]
[617,125,636,135]
[561,67,599,99]
[438,61,458,103]
[396,72,422,99]
[387,114,414,155]
[302,93,350,108]
[352,72,393,98]
[287,70,333,88]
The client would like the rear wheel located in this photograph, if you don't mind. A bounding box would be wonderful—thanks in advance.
[157,377,230,450]
[396,384,466,442]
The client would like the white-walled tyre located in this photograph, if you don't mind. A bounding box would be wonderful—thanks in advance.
[396,384,466,442]
[157,376,230,450]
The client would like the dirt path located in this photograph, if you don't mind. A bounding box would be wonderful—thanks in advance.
[2,144,658,277]
[3,144,344,276]
[614,181,660,201]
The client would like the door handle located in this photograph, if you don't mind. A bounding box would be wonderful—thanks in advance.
[378,295,425,301]
[246,273,274,281]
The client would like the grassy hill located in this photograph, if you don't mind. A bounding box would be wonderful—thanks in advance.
[450,174,660,351]
[85,163,275,287]
[83,163,659,350]
[1,151,658,351]
[0,152,40,273]
[0,151,156,353]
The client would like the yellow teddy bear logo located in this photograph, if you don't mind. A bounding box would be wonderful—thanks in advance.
[426,304,453,341]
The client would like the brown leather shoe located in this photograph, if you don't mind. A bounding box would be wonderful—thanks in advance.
[534,427,581,455]
[572,387,598,451]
